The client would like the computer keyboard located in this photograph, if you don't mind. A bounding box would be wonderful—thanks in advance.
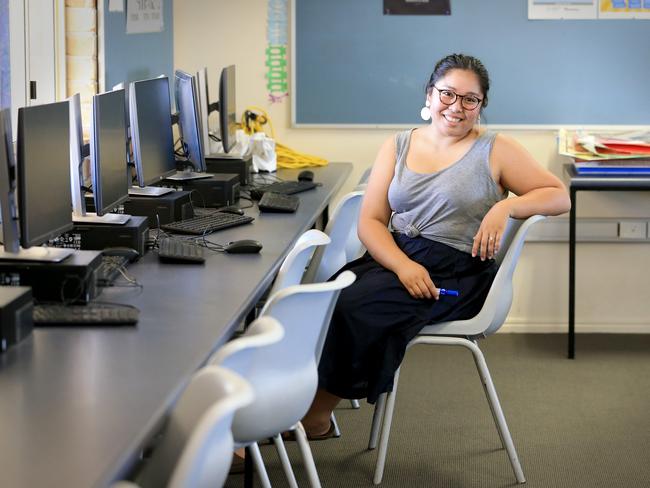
[157,237,206,263]
[160,212,254,235]
[254,180,317,198]
[258,192,300,213]
[96,255,131,286]
[33,303,140,326]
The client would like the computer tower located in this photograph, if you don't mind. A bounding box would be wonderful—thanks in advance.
[164,174,240,208]
[0,250,101,303]
[0,286,33,352]
[123,191,194,228]
[205,154,252,185]
[66,216,149,256]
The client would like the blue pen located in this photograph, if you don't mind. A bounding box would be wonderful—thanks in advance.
[439,288,459,297]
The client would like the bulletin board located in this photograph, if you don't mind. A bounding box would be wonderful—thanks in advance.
[292,0,650,126]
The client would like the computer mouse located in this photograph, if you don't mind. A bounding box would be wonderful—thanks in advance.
[297,170,314,182]
[220,207,245,216]
[101,247,140,262]
[224,239,263,254]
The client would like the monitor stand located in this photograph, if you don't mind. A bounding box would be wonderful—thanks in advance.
[165,171,213,181]
[0,245,73,263]
[128,186,174,197]
[72,212,132,225]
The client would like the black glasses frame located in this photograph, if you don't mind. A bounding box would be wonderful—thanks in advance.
[433,86,483,111]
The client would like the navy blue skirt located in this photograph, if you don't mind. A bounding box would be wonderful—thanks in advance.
[318,234,497,404]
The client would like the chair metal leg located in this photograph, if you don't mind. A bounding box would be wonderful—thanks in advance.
[471,339,506,450]
[273,434,299,488]
[464,339,526,484]
[368,392,387,450]
[248,442,272,488]
[294,422,323,488]
[350,399,361,409]
[373,368,402,485]
[330,412,342,437]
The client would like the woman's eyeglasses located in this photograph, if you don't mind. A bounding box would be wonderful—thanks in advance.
[433,86,482,111]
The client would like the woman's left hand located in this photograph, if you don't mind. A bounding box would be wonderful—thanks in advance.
[472,200,512,260]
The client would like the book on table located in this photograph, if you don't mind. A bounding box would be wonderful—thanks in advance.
[573,159,650,176]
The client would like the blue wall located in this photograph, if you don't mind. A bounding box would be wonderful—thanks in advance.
[103,0,173,90]
[295,0,650,125]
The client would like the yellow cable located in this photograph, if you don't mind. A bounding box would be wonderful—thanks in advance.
[240,106,328,168]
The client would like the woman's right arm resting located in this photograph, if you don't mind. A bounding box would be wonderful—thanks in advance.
[357,136,438,300]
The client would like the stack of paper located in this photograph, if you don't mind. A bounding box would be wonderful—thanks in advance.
[558,129,650,175]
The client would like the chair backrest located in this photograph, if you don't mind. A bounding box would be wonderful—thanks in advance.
[358,166,372,185]
[267,229,330,297]
[135,366,253,488]
[218,271,355,443]
[303,190,365,283]
[420,215,544,338]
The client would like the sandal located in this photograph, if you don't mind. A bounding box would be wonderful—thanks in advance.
[282,421,338,442]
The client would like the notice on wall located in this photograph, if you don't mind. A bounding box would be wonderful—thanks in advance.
[126,0,163,34]
[599,0,650,19]
[266,0,288,103]
[528,0,597,19]
[383,0,451,15]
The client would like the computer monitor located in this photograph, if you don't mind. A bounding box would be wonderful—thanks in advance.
[166,70,211,182]
[2,101,75,262]
[69,92,128,225]
[128,76,176,196]
[197,65,237,156]
[218,65,237,154]
[0,107,19,254]
[174,70,206,171]
[84,89,131,224]
[196,67,211,157]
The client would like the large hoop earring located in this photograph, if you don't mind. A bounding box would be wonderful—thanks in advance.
[420,100,431,121]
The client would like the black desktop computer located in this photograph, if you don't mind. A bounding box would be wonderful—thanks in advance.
[0,286,33,352]
[61,216,149,256]
[205,154,252,185]
[164,173,240,208]
[124,190,194,228]
[0,250,102,303]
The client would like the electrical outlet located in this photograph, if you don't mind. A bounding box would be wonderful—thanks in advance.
[618,221,647,239]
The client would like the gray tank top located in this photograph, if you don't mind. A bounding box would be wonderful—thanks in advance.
[388,129,505,254]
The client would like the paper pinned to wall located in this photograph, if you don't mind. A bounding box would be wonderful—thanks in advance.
[108,0,124,12]
[126,0,163,34]
[528,0,597,19]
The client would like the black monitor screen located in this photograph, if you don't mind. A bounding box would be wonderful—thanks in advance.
[17,101,73,248]
[219,65,236,153]
[91,89,129,215]
[0,108,19,252]
[129,77,176,186]
[174,70,206,171]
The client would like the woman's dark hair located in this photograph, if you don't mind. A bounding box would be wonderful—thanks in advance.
[426,53,490,109]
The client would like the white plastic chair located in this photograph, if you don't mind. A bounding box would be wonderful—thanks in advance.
[114,365,254,488]
[268,229,330,297]
[303,190,365,287]
[358,166,372,185]
[213,271,356,488]
[369,215,545,485]
[301,191,366,416]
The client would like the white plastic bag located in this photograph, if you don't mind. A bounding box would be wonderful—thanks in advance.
[250,132,277,173]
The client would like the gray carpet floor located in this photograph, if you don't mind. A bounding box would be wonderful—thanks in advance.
[225,333,650,488]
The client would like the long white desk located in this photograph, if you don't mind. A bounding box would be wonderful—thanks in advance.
[0,163,352,488]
